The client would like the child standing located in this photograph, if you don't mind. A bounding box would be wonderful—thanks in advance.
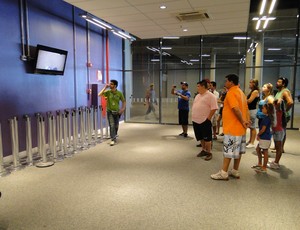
[252,103,274,173]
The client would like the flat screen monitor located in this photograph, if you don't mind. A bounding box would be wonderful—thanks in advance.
[35,44,68,75]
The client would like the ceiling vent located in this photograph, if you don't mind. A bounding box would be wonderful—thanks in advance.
[176,10,211,22]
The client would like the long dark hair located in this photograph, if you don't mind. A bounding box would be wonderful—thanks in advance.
[247,79,259,97]
[263,103,275,127]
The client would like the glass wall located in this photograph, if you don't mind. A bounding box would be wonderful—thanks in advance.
[125,6,300,129]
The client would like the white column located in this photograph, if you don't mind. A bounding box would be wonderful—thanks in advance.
[210,51,216,81]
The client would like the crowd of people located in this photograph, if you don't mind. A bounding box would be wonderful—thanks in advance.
[172,74,294,180]
[99,75,294,180]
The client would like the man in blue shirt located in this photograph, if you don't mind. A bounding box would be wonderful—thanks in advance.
[171,82,191,137]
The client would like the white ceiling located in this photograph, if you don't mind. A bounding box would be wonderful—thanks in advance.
[64,0,251,39]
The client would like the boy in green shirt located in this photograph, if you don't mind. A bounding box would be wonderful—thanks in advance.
[99,80,126,146]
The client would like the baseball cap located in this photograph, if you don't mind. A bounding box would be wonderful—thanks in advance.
[180,81,188,86]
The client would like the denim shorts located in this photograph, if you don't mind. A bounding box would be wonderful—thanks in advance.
[273,130,285,142]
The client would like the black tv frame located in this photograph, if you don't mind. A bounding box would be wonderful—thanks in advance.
[34,44,68,75]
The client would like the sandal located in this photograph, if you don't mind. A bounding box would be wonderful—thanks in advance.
[251,165,262,169]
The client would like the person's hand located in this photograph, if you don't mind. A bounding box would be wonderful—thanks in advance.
[242,121,249,129]
[172,85,176,89]
[256,135,260,141]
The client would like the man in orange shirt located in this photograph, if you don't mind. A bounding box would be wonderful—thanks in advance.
[211,74,249,180]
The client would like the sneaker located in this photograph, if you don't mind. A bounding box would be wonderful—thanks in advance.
[179,132,184,136]
[197,150,208,157]
[228,169,240,179]
[219,133,224,136]
[204,153,212,161]
[183,133,188,138]
[196,143,202,147]
[110,140,115,146]
[211,170,229,180]
[268,161,280,169]
[246,143,256,148]
[254,167,267,173]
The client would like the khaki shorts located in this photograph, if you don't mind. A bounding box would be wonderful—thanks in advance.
[258,139,271,149]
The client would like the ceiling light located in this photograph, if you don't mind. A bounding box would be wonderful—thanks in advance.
[263,18,270,29]
[162,52,171,56]
[268,48,281,51]
[151,59,160,62]
[160,5,167,9]
[117,31,132,39]
[86,19,106,30]
[260,0,267,15]
[112,31,128,39]
[190,59,199,62]
[80,13,136,41]
[183,29,188,32]
[233,36,250,40]
[163,36,180,39]
[92,18,112,29]
[264,60,274,62]
[268,0,277,14]
[201,54,210,57]
[256,20,261,30]
[161,47,172,50]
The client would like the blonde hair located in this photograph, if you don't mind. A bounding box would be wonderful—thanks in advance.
[262,83,273,99]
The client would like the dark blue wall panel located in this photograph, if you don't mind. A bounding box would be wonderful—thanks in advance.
[0,0,123,157]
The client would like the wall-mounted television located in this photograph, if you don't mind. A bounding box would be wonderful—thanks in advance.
[34,44,68,75]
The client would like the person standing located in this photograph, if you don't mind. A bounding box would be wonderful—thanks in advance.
[145,83,158,120]
[209,81,220,140]
[274,77,293,153]
[98,80,126,146]
[192,79,218,161]
[246,79,260,148]
[211,74,249,180]
[171,82,191,137]
[268,99,285,169]
[216,86,227,136]
[251,103,275,173]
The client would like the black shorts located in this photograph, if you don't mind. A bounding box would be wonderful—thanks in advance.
[178,110,189,125]
[193,119,212,142]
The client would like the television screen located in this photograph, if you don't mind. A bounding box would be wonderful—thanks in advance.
[35,44,68,75]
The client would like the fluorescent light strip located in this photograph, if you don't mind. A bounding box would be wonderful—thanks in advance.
[151,59,160,62]
[264,60,274,62]
[118,31,131,39]
[269,0,277,14]
[112,31,127,39]
[190,59,199,62]
[162,52,171,56]
[233,36,250,39]
[86,19,106,30]
[263,18,270,29]
[256,20,261,30]
[92,18,112,29]
[268,48,281,51]
[161,47,172,50]
[163,36,180,39]
[260,0,267,15]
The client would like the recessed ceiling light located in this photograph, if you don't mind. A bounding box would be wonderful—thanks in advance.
[160,5,167,9]
[183,29,188,32]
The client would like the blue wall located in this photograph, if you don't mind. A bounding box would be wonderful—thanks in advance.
[0,0,123,157]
